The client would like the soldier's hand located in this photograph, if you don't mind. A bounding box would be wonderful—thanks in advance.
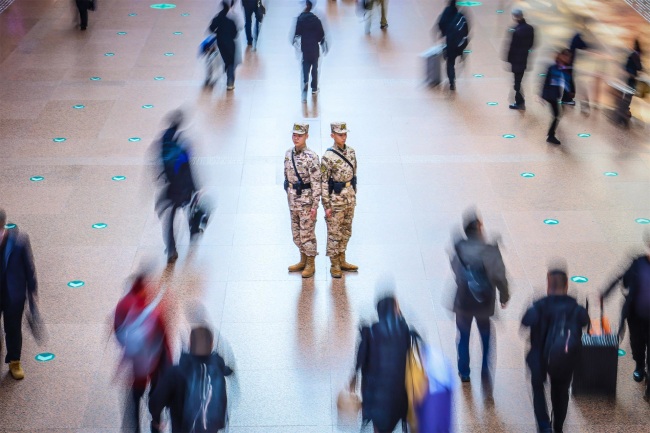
[310,208,317,220]
[325,209,332,219]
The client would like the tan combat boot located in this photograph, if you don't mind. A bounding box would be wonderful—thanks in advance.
[330,255,342,278]
[339,252,358,272]
[288,252,307,272]
[302,256,316,278]
[9,361,25,380]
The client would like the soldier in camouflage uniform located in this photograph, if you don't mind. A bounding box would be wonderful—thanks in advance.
[284,123,322,278]
[321,122,358,278]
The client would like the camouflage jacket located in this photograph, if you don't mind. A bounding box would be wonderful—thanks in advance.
[284,146,322,211]
[321,144,357,209]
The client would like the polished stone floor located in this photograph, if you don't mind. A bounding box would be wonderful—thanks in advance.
[0,0,649,431]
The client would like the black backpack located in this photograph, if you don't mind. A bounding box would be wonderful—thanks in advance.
[161,128,190,184]
[446,12,469,53]
[182,357,228,432]
[455,244,492,303]
[543,305,581,376]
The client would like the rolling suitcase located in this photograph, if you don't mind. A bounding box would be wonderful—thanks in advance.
[572,300,618,396]
[420,45,444,87]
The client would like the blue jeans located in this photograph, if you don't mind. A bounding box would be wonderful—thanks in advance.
[456,312,491,376]
[302,56,319,91]
[243,5,260,45]
[226,64,235,87]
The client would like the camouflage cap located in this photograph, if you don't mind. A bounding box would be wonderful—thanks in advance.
[330,122,349,134]
[292,123,309,135]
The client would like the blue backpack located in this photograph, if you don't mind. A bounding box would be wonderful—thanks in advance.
[181,355,229,432]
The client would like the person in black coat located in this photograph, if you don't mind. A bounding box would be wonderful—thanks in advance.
[451,212,509,382]
[149,327,233,433]
[522,269,590,433]
[351,296,411,433]
[210,1,240,90]
[0,209,39,380]
[541,49,572,145]
[437,0,468,91]
[615,39,643,126]
[602,233,650,401]
[506,9,535,110]
[75,0,90,30]
[293,1,327,98]
[155,111,197,263]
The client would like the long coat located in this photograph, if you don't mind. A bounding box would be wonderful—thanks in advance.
[210,10,239,66]
[507,19,535,73]
[356,317,411,432]
[1,230,37,310]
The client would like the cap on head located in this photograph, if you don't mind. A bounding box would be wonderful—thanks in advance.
[292,123,309,135]
[512,8,524,19]
[330,122,349,134]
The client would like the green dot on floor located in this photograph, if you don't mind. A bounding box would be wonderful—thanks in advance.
[30,176,44,182]
[128,137,141,142]
[496,9,504,13]
[72,104,85,109]
[543,219,559,225]
[520,172,535,178]
[90,77,101,81]
[164,52,174,56]
[502,134,516,139]
[473,74,484,78]
[571,276,588,283]
[635,218,650,224]
[67,280,85,288]
[487,102,498,106]
[128,13,137,16]
[463,49,472,54]
[618,349,626,357]
[577,133,591,138]
[142,104,154,109]
[92,223,107,229]
[154,76,165,80]
[181,12,190,16]
[104,53,115,57]
[150,3,177,9]
[52,137,67,142]
[35,353,55,362]
[4,223,17,229]
[112,175,126,181]
[604,172,618,177]
[173,31,183,35]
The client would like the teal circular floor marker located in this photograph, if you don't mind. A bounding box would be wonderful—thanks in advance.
[150,3,177,9]
[128,13,137,16]
[164,52,174,56]
[92,223,107,229]
[463,49,472,54]
[142,104,154,109]
[181,12,190,16]
[456,1,482,6]
[502,134,516,139]
[154,76,165,80]
[173,31,183,35]
[571,276,588,283]
[90,77,101,81]
[577,133,591,138]
[4,223,17,229]
[117,31,127,35]
[30,176,44,182]
[539,73,546,77]
[35,353,55,362]
[487,102,498,106]
[473,74,484,78]
[544,219,559,225]
[618,349,626,357]
[104,53,115,57]
[72,104,85,109]
[52,137,66,142]
[67,280,85,288]
[112,175,126,181]
[636,218,650,224]
[520,172,535,178]
[496,9,504,13]
[604,172,618,177]
[128,137,141,142]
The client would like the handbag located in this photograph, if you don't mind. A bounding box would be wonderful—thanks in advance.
[405,335,429,432]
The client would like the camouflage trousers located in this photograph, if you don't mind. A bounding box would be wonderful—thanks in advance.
[290,208,317,256]
[325,205,355,257]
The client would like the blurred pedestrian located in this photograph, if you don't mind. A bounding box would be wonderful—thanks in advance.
[350,296,412,433]
[506,9,535,110]
[451,211,509,382]
[149,326,233,433]
[155,110,197,264]
[561,32,588,106]
[437,0,469,91]
[284,123,322,278]
[74,0,93,31]
[522,269,590,433]
[210,1,241,90]
[114,271,172,433]
[614,39,643,127]
[321,122,358,278]
[360,0,388,34]
[241,0,262,48]
[0,209,39,380]
[601,233,650,401]
[541,49,572,145]
[293,0,327,101]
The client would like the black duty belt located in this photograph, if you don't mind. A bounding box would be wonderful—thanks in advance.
[290,182,311,190]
